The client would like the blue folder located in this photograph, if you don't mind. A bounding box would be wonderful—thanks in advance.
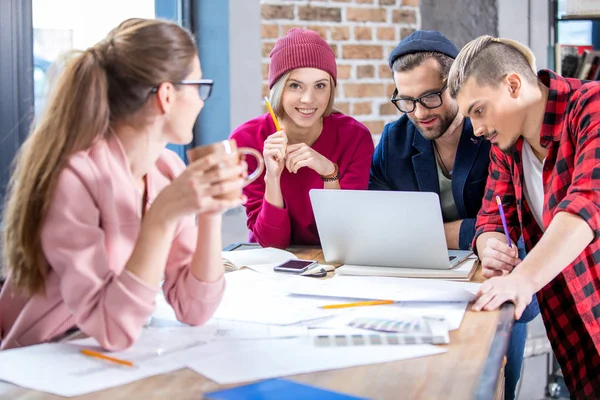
[203,378,368,400]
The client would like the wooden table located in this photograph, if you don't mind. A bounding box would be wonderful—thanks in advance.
[0,245,514,400]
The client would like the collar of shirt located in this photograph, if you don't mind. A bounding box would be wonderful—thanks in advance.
[538,69,577,146]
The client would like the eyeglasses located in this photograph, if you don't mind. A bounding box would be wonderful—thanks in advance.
[390,82,447,113]
[150,79,214,101]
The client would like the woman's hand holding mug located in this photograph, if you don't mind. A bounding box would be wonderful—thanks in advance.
[151,139,264,222]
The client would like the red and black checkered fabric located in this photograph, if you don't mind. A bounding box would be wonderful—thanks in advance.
[474,70,600,398]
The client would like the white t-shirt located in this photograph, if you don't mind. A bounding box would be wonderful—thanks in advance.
[522,141,545,231]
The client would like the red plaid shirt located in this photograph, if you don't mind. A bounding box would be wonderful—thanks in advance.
[474,70,600,398]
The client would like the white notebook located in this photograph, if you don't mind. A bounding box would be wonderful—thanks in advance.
[221,247,297,273]
[336,257,478,281]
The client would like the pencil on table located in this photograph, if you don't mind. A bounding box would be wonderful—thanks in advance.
[80,349,135,367]
[320,300,394,309]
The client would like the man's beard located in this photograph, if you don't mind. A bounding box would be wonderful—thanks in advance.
[485,130,519,154]
[413,107,458,141]
[497,137,519,154]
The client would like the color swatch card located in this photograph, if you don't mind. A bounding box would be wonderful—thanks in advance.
[312,315,450,346]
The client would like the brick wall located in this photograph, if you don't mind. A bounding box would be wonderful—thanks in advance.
[260,0,421,138]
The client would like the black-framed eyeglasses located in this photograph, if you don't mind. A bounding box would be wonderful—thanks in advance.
[150,79,214,101]
[390,82,447,113]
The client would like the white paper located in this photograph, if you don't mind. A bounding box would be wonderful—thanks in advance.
[209,319,308,340]
[69,326,217,361]
[0,322,313,397]
[0,381,17,397]
[184,337,446,384]
[211,270,352,325]
[152,271,345,326]
[149,295,309,339]
[284,274,481,302]
[221,247,296,268]
[0,341,190,397]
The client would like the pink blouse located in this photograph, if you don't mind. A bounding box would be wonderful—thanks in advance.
[0,135,225,351]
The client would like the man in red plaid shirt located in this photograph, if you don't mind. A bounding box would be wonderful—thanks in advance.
[448,35,600,398]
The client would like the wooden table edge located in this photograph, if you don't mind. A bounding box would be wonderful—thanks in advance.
[475,302,514,400]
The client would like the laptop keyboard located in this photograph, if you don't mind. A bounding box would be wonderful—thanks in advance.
[448,256,457,261]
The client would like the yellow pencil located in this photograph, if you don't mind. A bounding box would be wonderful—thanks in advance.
[81,348,135,367]
[264,96,282,131]
[320,300,394,309]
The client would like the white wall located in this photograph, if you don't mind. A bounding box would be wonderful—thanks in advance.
[229,0,262,132]
[498,0,550,69]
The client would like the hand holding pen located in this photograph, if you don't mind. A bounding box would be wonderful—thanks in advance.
[472,195,533,319]
[263,130,287,178]
[263,97,288,178]
[479,196,521,278]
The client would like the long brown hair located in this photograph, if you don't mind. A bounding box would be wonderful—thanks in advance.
[3,18,198,296]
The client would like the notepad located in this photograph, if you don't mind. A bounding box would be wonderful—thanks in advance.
[336,257,478,281]
[221,247,298,273]
[203,378,367,400]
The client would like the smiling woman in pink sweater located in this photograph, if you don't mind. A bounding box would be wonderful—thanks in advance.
[231,29,374,249]
[0,19,246,351]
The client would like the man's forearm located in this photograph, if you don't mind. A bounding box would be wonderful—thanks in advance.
[444,220,463,249]
[514,211,594,292]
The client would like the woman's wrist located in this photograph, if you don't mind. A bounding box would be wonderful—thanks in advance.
[144,205,178,233]
[264,176,284,209]
[197,212,222,224]
[320,162,339,182]
[319,161,336,176]
[265,173,282,186]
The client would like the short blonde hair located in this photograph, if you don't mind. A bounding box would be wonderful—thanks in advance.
[269,72,336,118]
[448,35,538,98]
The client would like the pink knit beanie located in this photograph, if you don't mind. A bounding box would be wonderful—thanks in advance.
[268,28,337,89]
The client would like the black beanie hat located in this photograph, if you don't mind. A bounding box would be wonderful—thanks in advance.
[388,30,459,69]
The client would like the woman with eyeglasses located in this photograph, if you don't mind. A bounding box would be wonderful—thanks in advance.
[230,28,375,249]
[0,18,246,351]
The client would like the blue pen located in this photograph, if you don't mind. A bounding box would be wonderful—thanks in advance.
[495,195,512,248]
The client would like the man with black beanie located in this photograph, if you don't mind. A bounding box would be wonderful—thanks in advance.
[369,30,539,400]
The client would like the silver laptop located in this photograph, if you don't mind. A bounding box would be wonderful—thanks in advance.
[309,189,473,270]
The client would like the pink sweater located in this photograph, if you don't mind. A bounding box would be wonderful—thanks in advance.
[230,113,374,249]
[0,135,225,351]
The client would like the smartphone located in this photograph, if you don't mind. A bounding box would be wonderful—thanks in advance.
[273,259,318,274]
